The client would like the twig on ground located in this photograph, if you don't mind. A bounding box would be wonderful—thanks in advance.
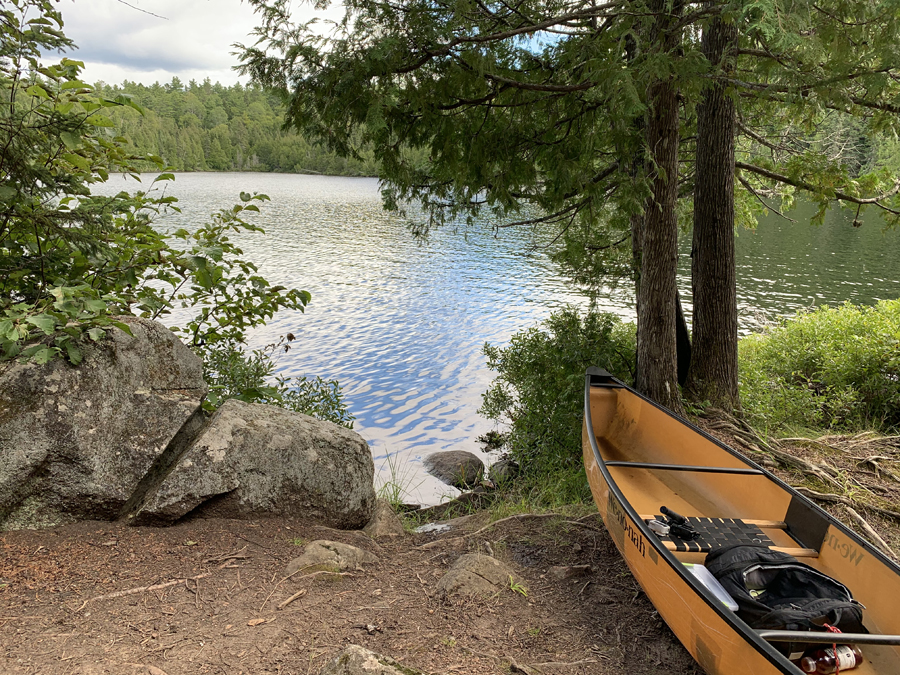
[277,588,308,610]
[126,665,170,675]
[533,659,598,669]
[562,520,605,534]
[204,545,250,563]
[794,486,900,522]
[76,558,240,611]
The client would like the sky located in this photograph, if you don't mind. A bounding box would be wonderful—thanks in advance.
[56,0,336,87]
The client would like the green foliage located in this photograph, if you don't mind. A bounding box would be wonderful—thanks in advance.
[739,300,900,433]
[0,1,350,429]
[95,80,382,176]
[480,307,635,491]
[199,337,354,428]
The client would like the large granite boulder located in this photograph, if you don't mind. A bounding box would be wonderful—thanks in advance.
[0,317,207,530]
[132,399,375,529]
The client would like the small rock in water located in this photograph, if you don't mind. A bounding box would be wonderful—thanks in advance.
[488,457,519,484]
[423,450,484,488]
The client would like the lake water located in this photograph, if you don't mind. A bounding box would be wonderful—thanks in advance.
[97,173,900,504]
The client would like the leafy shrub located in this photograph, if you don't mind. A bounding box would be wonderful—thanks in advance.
[0,2,351,430]
[739,300,900,432]
[198,337,354,428]
[480,307,635,499]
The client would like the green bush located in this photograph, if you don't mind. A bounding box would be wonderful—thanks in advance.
[739,300,900,432]
[0,2,351,430]
[198,337,354,428]
[480,307,635,501]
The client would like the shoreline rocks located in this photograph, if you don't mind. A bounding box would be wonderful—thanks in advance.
[0,318,375,532]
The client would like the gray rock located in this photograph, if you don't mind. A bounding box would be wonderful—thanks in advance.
[423,450,484,488]
[0,317,206,530]
[285,540,378,577]
[134,399,376,529]
[319,645,431,675]
[363,499,405,539]
[488,458,519,484]
[436,553,524,597]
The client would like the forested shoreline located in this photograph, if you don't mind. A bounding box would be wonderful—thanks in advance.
[96,79,379,176]
[99,77,900,183]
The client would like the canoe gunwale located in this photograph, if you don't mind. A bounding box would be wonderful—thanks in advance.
[604,460,766,475]
[757,631,900,647]
[580,367,900,674]
[583,367,900,576]
[583,369,794,672]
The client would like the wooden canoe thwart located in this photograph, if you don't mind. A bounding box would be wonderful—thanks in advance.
[582,368,900,675]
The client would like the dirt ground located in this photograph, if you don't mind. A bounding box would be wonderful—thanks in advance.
[0,510,704,675]
[1,424,897,675]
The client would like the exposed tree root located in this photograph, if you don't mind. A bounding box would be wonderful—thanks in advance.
[845,507,898,560]
[418,513,565,550]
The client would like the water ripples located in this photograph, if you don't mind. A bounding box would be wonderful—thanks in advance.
[95,173,900,504]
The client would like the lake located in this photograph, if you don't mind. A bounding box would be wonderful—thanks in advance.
[97,172,900,504]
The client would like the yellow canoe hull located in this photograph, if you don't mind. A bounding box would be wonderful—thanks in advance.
[582,369,900,675]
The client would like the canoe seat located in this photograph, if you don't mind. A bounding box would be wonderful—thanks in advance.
[643,515,820,557]
[647,515,775,553]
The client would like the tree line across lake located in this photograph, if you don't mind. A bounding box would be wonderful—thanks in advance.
[95,79,381,176]
[99,77,900,183]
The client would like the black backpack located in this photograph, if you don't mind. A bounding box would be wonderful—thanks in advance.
[705,545,867,656]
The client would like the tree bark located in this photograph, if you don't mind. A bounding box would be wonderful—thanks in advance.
[636,0,685,416]
[685,14,740,412]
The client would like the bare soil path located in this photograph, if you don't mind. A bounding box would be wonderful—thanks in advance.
[1,512,702,675]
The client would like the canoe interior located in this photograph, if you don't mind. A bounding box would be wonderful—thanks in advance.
[584,379,900,675]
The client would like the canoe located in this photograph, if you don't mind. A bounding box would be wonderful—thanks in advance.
[582,367,900,675]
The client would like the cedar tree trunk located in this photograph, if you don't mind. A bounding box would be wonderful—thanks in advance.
[685,15,740,412]
[636,0,685,416]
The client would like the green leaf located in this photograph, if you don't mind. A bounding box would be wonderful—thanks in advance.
[32,347,58,364]
[111,321,134,337]
[65,341,83,365]
[84,299,107,313]
[60,131,80,150]
[85,114,115,128]
[87,327,106,342]
[25,84,49,99]
[63,153,90,170]
[60,79,90,90]
[26,314,58,335]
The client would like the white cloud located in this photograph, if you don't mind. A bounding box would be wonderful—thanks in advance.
[56,0,340,86]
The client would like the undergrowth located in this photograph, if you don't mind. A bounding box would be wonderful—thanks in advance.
[739,299,900,434]
[480,306,635,492]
